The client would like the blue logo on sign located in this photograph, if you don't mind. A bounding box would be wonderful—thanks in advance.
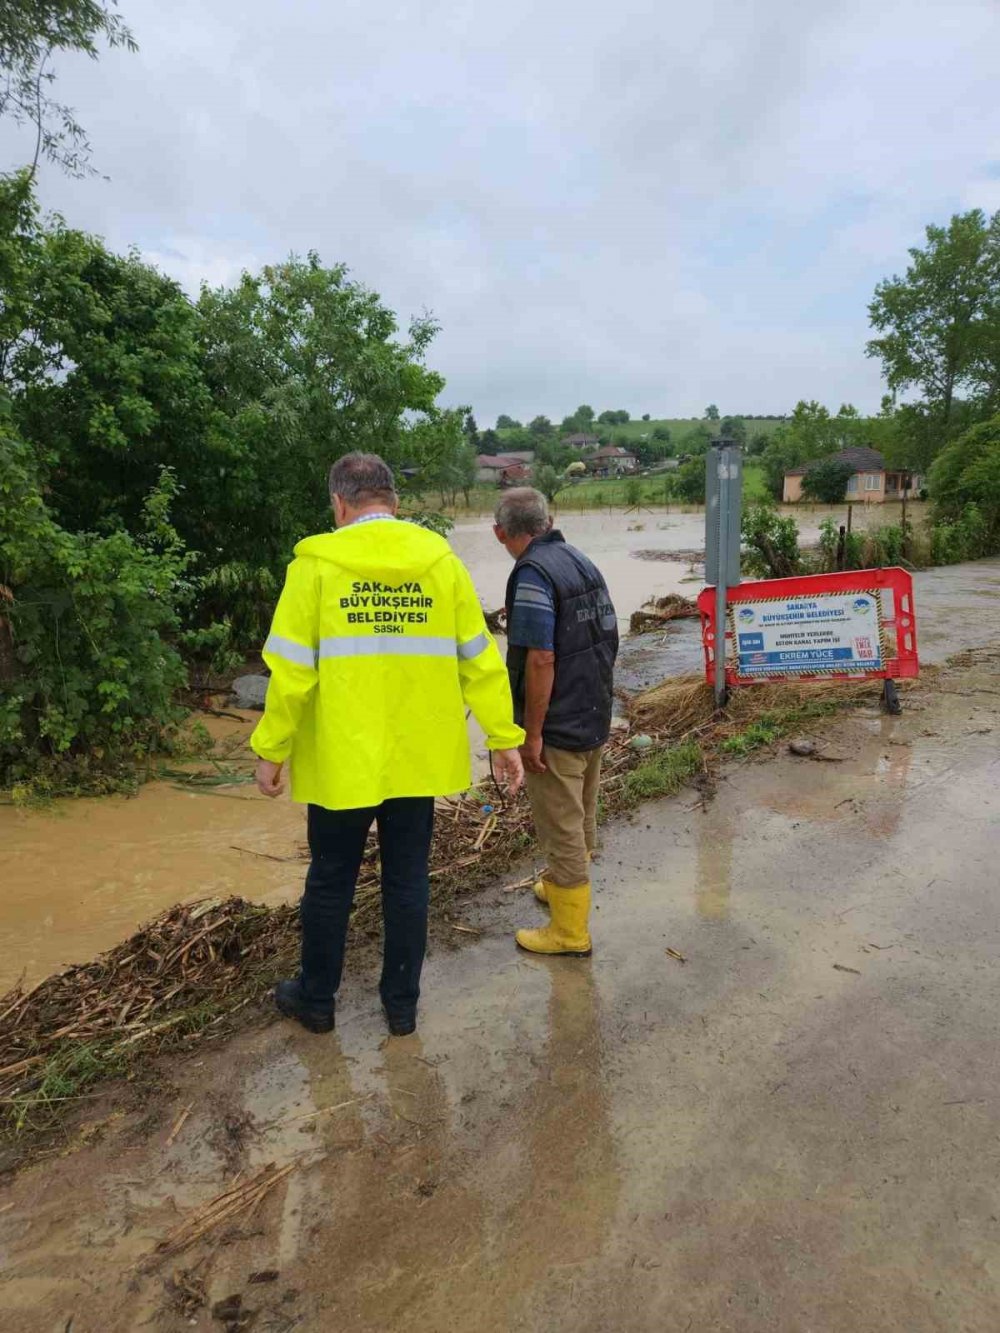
[853,597,871,612]
[737,607,755,624]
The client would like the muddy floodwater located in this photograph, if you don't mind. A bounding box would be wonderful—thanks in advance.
[2,505,997,994]
[448,504,875,618]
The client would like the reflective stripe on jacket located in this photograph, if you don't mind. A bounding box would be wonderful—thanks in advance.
[251,519,524,810]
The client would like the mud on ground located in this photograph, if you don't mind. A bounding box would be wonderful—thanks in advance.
[4,646,1000,1332]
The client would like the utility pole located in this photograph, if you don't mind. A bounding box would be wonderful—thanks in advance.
[705,436,743,709]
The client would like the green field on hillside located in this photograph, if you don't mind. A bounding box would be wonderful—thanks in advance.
[550,464,768,507]
[433,464,768,515]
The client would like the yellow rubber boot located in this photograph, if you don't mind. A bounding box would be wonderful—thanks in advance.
[534,852,591,905]
[516,883,592,956]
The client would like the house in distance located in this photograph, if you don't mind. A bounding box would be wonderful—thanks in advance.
[586,445,638,478]
[475,454,531,486]
[782,447,923,504]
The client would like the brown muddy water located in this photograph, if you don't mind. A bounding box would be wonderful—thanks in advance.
[1,508,996,995]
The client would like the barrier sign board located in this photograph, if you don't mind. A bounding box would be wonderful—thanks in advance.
[698,568,919,688]
[732,590,882,676]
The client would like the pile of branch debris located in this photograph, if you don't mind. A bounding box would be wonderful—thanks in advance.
[628,594,699,635]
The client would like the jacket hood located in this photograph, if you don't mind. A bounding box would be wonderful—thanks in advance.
[294,520,454,583]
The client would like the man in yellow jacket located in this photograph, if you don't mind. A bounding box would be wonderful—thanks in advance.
[252,453,524,1036]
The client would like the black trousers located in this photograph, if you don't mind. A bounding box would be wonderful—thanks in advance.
[300,798,435,1016]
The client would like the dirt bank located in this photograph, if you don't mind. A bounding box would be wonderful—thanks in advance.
[3,644,1000,1332]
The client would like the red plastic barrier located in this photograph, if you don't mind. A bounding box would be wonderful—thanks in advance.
[698,567,919,687]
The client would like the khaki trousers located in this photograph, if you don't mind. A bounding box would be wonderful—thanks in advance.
[525,745,603,888]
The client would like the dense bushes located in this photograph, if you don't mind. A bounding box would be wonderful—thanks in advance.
[0,173,460,789]
[928,416,1000,560]
[0,429,190,787]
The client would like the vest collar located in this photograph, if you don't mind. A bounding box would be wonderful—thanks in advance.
[521,528,565,560]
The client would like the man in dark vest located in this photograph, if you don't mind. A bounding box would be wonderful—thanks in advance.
[494,488,619,956]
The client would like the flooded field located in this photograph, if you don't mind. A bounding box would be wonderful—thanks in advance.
[1,505,995,996]
[448,503,889,623]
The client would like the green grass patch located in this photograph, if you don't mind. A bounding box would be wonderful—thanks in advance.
[720,719,783,757]
[620,741,702,804]
[551,464,767,509]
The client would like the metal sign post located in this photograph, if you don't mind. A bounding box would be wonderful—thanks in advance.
[705,437,743,709]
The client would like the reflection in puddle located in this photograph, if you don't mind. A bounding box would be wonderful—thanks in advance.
[695,807,734,922]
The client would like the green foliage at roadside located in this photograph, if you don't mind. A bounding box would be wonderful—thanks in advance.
[741,502,802,579]
[0,424,191,788]
[929,416,1000,544]
[621,741,701,803]
[720,720,781,756]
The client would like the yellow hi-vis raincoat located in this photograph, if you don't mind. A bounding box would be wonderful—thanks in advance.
[250,518,524,810]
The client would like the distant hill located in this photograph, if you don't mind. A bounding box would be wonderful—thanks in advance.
[496,417,788,445]
[594,416,787,443]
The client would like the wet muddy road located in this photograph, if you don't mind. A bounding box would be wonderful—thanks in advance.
[1,547,999,993]
[3,648,1000,1331]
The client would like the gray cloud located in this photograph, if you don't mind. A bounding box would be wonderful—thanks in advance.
[19,0,1000,424]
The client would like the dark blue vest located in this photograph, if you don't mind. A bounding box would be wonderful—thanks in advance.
[505,530,619,751]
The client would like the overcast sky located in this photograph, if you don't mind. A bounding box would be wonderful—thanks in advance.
[14,0,1000,425]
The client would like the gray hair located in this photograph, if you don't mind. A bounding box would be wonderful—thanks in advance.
[494,487,550,538]
[328,452,397,506]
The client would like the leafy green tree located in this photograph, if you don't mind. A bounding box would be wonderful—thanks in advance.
[674,457,706,502]
[868,210,1000,433]
[704,404,720,421]
[759,402,865,498]
[741,502,802,579]
[800,458,855,503]
[679,423,713,457]
[0,0,137,176]
[528,414,555,438]
[929,414,1000,549]
[534,434,573,470]
[195,255,442,638]
[563,404,595,431]
[463,411,479,448]
[479,427,500,451]
[597,409,630,425]
[14,223,214,542]
[532,463,562,502]
[652,425,672,442]
[408,408,478,506]
[641,413,650,422]
[746,430,770,457]
[720,416,747,445]
[496,414,520,429]
[631,437,671,467]
[1,425,191,786]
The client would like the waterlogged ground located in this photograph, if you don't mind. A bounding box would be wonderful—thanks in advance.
[0,507,995,993]
[448,503,883,616]
[3,645,1000,1331]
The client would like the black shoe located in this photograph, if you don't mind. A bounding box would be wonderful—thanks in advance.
[275,979,334,1034]
[381,1004,416,1037]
